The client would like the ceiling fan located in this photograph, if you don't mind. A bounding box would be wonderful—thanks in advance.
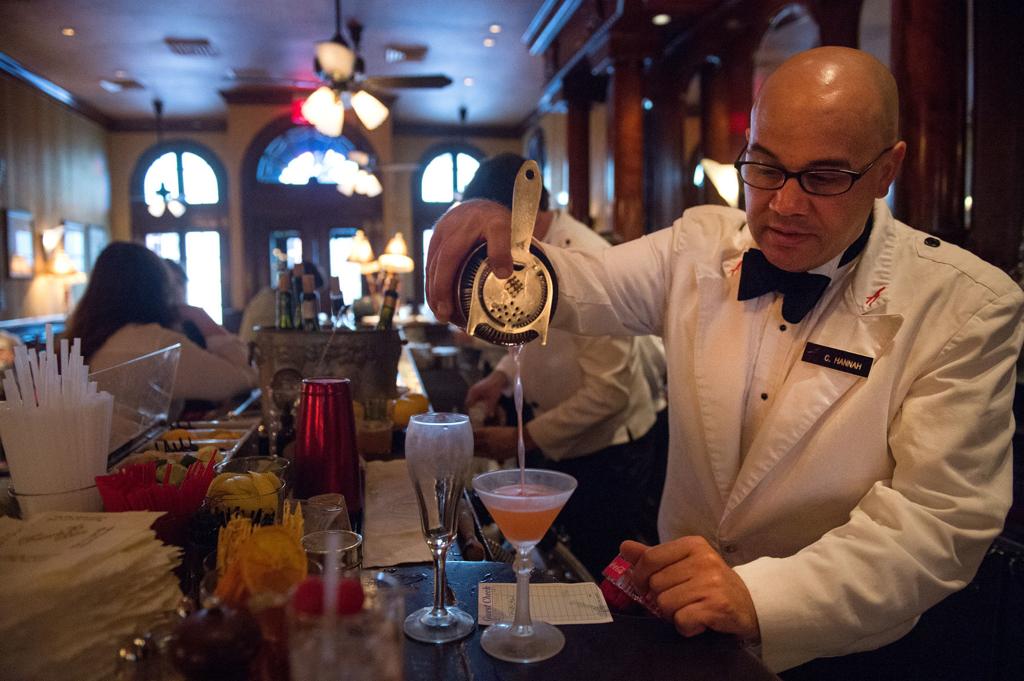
[302,0,452,136]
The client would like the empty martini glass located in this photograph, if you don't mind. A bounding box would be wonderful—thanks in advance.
[472,468,576,663]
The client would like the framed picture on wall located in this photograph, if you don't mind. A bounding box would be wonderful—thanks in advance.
[3,209,35,278]
[87,224,108,270]
[61,221,87,273]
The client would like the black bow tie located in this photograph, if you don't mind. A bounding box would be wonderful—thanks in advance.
[737,249,831,324]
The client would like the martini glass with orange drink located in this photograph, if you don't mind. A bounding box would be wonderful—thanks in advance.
[472,468,577,662]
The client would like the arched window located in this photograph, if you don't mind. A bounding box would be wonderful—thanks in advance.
[132,142,228,324]
[257,127,359,186]
[143,150,220,206]
[420,150,481,204]
[753,5,821,98]
[240,116,383,313]
[412,144,484,302]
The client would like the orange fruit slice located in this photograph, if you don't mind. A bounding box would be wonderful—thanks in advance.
[392,393,430,428]
[238,525,307,596]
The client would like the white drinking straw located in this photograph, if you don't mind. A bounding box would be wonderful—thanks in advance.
[0,328,113,495]
[320,531,341,666]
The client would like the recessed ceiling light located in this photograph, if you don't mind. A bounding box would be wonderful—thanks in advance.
[483,37,495,47]
[463,77,475,87]
[61,27,76,37]
[652,14,671,26]
[489,24,502,34]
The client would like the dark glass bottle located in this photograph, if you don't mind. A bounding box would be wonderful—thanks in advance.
[376,273,399,330]
[291,264,304,328]
[328,275,347,327]
[275,272,295,330]
[300,274,320,332]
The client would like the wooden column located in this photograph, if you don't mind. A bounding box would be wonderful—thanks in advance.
[564,71,599,226]
[702,60,731,163]
[607,50,646,242]
[890,0,967,241]
[646,65,689,231]
[807,0,865,47]
[963,0,1024,277]
[702,53,752,165]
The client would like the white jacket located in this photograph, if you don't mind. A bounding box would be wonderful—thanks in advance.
[493,211,656,460]
[544,200,1024,671]
[91,323,257,403]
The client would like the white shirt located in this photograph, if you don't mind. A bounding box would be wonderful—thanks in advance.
[239,286,276,345]
[90,323,257,402]
[493,211,656,460]
[739,252,852,462]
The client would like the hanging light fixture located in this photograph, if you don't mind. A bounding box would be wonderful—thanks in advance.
[378,232,414,273]
[301,87,346,137]
[347,228,381,295]
[314,0,357,83]
[349,90,389,130]
[146,99,187,218]
[302,0,390,136]
[334,154,383,198]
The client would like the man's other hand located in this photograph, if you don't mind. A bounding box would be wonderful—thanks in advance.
[621,537,760,641]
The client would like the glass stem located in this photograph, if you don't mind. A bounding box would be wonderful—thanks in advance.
[430,543,450,618]
[512,546,534,636]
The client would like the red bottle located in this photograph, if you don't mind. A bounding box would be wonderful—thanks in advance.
[292,378,362,512]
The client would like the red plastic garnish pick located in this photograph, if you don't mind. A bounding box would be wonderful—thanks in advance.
[335,578,364,615]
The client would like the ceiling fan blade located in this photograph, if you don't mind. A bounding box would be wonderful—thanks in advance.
[362,74,452,89]
[224,72,320,88]
[378,162,423,173]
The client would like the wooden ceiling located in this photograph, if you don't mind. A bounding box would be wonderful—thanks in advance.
[0,0,550,128]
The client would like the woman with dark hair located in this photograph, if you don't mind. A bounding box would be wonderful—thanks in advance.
[66,242,256,402]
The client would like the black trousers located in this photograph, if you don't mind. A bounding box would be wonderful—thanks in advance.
[528,426,659,578]
[641,407,670,544]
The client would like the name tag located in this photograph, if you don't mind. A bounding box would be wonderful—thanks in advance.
[801,342,873,378]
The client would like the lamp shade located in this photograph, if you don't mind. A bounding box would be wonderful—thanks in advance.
[378,232,414,273]
[316,38,356,82]
[347,229,376,263]
[147,200,166,218]
[384,232,409,257]
[699,158,740,208]
[334,158,361,196]
[378,253,414,273]
[166,198,187,218]
[50,251,77,276]
[350,90,389,131]
[360,260,382,274]
[354,170,383,198]
[302,86,344,137]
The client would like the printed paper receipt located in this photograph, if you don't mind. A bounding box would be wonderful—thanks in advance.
[477,582,613,625]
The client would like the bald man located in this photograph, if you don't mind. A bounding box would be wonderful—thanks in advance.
[426,47,1024,673]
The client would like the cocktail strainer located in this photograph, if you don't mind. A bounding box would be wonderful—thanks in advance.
[456,160,558,346]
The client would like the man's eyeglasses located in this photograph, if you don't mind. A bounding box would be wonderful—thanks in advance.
[733,143,897,196]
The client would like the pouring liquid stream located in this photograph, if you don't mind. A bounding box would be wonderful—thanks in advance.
[510,344,526,491]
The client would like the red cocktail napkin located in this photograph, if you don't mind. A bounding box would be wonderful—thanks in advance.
[96,461,215,546]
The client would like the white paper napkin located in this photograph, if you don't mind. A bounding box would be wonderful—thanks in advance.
[477,582,613,625]
[0,511,182,681]
[362,459,432,567]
